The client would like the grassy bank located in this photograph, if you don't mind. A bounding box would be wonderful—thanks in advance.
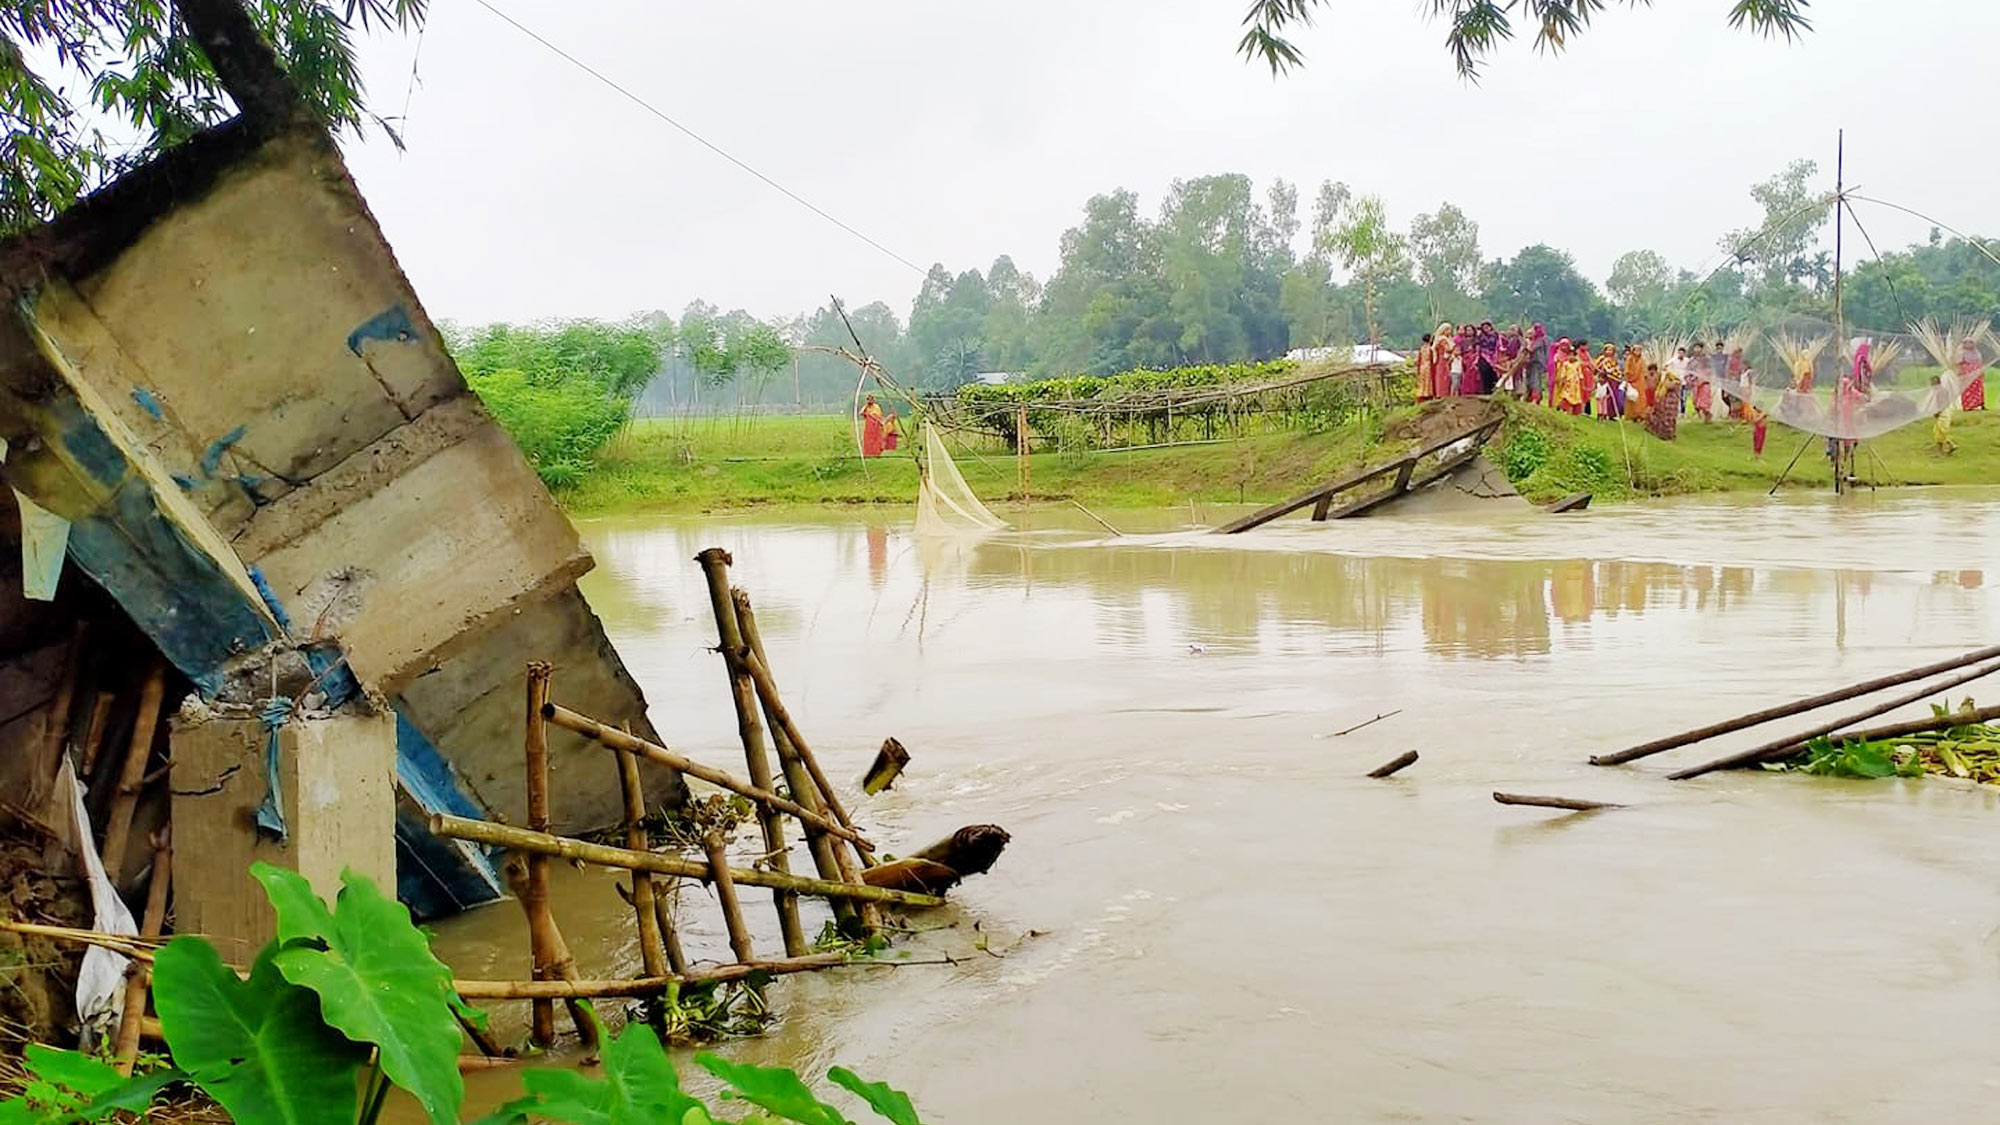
[558,405,2000,517]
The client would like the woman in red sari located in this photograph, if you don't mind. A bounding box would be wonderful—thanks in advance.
[1960,337,1987,411]
[1431,323,1458,399]
[860,395,886,457]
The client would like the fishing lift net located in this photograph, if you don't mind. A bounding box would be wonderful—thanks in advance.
[915,421,1007,537]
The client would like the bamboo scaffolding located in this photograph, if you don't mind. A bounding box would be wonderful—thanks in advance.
[735,591,862,934]
[542,704,868,848]
[100,663,166,878]
[1667,658,2000,780]
[1367,751,1419,779]
[1591,644,2000,766]
[428,815,944,908]
[653,893,689,975]
[1493,793,1624,812]
[615,747,669,979]
[1756,702,2000,756]
[738,650,867,856]
[113,827,170,1075]
[452,954,847,1000]
[522,662,557,1049]
[704,832,757,964]
[695,549,804,957]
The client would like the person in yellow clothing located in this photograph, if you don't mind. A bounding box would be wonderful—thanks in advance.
[1552,340,1586,415]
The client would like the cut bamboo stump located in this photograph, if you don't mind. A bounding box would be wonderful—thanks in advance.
[615,747,669,979]
[100,663,166,878]
[1591,643,2000,766]
[705,833,757,964]
[1493,792,1624,812]
[1367,751,1419,779]
[1667,658,2000,781]
[113,827,170,1075]
[861,738,910,796]
[430,815,944,908]
[736,592,862,934]
[452,954,847,1000]
[542,704,867,848]
[523,662,557,1049]
[695,549,805,958]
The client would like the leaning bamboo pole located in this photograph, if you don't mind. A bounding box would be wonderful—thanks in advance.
[1591,644,2000,766]
[735,590,862,934]
[705,832,757,963]
[542,705,868,848]
[615,747,669,979]
[1667,657,2000,780]
[32,624,85,808]
[1759,702,2000,756]
[100,663,166,878]
[113,827,170,1075]
[522,662,558,1048]
[452,954,847,1000]
[738,650,868,856]
[429,815,944,908]
[77,692,115,777]
[653,893,689,975]
[695,549,804,957]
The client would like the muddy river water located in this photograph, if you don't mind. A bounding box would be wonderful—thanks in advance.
[436,487,2000,1122]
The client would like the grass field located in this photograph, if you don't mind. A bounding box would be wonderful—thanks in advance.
[557,403,2000,517]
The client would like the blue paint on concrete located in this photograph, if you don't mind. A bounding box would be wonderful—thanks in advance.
[345,304,416,357]
[200,424,247,477]
[131,387,166,419]
[171,474,198,491]
[300,640,361,709]
[57,413,129,490]
[393,709,503,912]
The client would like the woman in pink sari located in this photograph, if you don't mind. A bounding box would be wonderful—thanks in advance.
[1960,337,1986,411]
[1431,323,1457,399]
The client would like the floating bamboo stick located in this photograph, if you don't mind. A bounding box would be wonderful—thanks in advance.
[694,551,804,958]
[542,705,869,849]
[1667,658,2000,781]
[429,815,944,908]
[615,747,669,979]
[452,954,847,1000]
[1759,702,2000,755]
[1592,644,2000,766]
[735,591,863,935]
[704,832,757,963]
[113,827,171,1076]
[860,738,910,796]
[1494,792,1624,812]
[1367,751,1419,779]
[522,662,557,1049]
[738,650,868,856]
[100,663,167,878]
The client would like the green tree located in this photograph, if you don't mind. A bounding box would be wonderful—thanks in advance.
[2,0,423,233]
[1481,243,1603,337]
[1720,158,1831,292]
[1322,191,1406,349]
[1408,202,1482,318]
[1236,0,1812,76]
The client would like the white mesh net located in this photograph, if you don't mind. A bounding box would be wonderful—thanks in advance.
[915,421,1007,536]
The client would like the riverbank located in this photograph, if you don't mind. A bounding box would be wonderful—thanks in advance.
[558,401,2000,516]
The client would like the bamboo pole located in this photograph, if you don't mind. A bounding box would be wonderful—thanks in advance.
[542,705,868,848]
[737,650,867,855]
[1667,658,2000,781]
[100,663,166,878]
[694,549,804,958]
[454,1001,505,1059]
[860,738,910,796]
[704,833,757,963]
[501,853,598,1054]
[429,815,945,908]
[735,591,862,934]
[1493,793,1624,812]
[77,692,115,778]
[32,624,85,808]
[653,890,689,975]
[522,662,557,1049]
[453,954,847,1000]
[113,827,170,1075]
[0,920,159,961]
[615,748,669,979]
[1758,702,2000,756]
[1591,643,2000,766]
[1367,751,1419,779]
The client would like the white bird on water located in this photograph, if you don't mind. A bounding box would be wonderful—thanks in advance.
[1187,643,1207,655]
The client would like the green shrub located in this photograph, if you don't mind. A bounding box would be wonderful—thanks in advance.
[468,368,631,488]
[1499,427,1552,480]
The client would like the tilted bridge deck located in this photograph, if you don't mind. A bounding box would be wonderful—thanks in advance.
[1213,416,1505,534]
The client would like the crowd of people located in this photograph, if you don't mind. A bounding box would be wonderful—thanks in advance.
[1414,322,1762,446]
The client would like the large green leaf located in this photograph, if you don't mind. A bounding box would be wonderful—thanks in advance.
[697,1054,853,1125]
[252,864,465,1125]
[153,937,365,1125]
[827,1068,923,1125]
[516,1020,709,1125]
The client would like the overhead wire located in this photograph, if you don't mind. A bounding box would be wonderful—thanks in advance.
[467,0,928,278]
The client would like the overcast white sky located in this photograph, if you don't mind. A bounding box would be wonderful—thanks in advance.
[341,0,1998,326]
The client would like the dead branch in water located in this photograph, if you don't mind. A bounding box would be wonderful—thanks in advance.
[1327,710,1403,738]
[1367,751,1419,778]
[1493,792,1624,812]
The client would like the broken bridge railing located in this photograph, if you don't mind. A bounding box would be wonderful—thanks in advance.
[1213,414,1505,534]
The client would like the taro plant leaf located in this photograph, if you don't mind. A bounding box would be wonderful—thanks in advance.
[697,1053,854,1125]
[55,1066,188,1123]
[515,1019,710,1125]
[252,863,465,1125]
[827,1068,923,1125]
[1841,743,1897,779]
[153,937,366,1125]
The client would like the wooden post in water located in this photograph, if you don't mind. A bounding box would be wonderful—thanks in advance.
[112,827,170,1075]
[1017,404,1031,510]
[704,832,757,964]
[735,590,862,933]
[523,662,557,1048]
[615,747,669,979]
[694,549,807,957]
